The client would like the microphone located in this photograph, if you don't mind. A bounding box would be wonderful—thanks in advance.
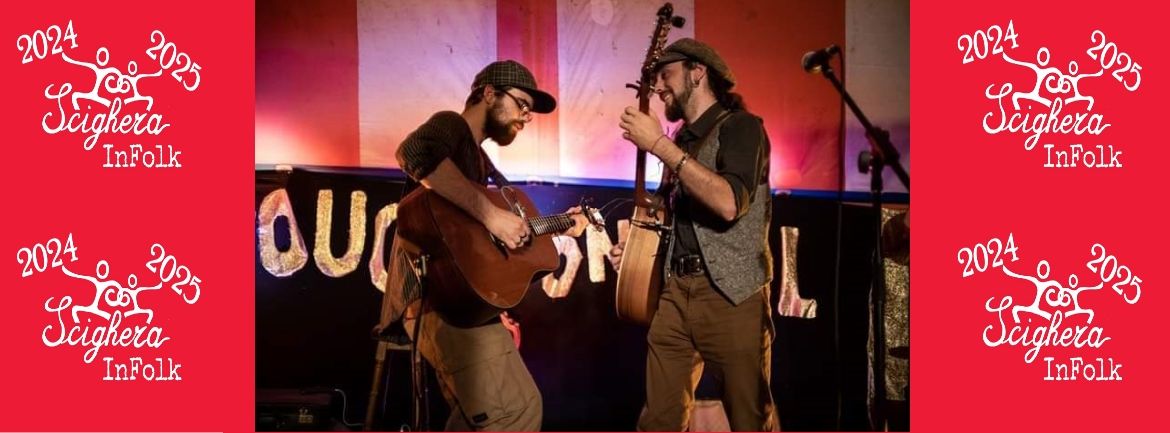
[801,44,840,74]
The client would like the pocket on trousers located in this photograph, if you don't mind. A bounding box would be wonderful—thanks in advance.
[447,350,536,430]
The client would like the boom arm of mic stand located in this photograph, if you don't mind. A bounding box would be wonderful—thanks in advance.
[817,65,910,190]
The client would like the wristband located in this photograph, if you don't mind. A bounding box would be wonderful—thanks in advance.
[673,154,690,174]
[650,134,668,154]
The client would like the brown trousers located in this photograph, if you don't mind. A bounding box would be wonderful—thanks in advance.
[638,274,778,431]
[405,304,542,431]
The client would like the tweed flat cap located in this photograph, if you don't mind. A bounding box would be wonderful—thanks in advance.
[472,60,556,113]
[654,38,735,87]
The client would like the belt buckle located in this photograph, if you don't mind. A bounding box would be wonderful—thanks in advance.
[676,255,703,277]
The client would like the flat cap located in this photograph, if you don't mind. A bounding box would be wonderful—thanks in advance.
[472,60,556,113]
[654,38,735,87]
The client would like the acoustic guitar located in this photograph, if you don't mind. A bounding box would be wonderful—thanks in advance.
[615,3,686,325]
[396,184,603,327]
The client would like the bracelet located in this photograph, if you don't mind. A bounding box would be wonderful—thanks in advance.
[650,134,668,154]
[673,154,690,173]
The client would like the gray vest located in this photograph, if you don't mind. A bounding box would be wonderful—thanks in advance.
[664,115,773,305]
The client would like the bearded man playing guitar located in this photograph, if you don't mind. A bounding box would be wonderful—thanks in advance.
[387,60,588,431]
[614,38,778,431]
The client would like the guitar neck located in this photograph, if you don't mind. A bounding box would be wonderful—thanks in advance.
[632,78,654,205]
[527,213,575,237]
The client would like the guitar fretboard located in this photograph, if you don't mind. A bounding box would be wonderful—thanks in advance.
[528,214,574,237]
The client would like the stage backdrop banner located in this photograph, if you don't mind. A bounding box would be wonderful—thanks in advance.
[260,0,854,191]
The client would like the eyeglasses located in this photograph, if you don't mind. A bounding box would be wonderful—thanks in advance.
[497,89,533,119]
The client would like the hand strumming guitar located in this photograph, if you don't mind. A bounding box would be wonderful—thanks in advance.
[483,205,531,250]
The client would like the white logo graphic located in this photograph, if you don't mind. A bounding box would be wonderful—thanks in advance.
[62,260,162,324]
[958,234,1141,381]
[18,21,202,168]
[959,21,1142,168]
[18,234,202,381]
[62,48,165,111]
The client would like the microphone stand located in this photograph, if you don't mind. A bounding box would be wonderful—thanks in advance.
[811,56,909,431]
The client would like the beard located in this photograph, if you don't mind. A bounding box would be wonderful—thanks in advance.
[484,100,521,146]
[663,76,695,122]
